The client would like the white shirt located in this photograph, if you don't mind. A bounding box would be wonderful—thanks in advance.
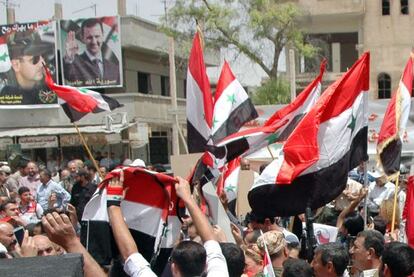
[123,240,229,277]
[367,182,395,213]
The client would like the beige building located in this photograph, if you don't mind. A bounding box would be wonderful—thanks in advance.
[294,0,414,98]
[0,12,218,167]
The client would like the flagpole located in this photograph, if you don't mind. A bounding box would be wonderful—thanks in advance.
[390,172,400,233]
[266,145,275,160]
[73,122,103,180]
[363,161,369,229]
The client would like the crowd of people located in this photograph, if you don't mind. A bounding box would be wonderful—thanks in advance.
[0,155,413,277]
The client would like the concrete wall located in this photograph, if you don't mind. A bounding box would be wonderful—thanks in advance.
[363,0,414,99]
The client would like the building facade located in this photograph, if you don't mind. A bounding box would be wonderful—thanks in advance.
[295,0,414,99]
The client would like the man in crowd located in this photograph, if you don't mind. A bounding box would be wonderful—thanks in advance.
[36,169,71,211]
[63,18,119,86]
[6,160,28,199]
[19,161,41,198]
[32,235,57,257]
[0,222,19,255]
[349,230,384,277]
[0,166,11,201]
[1,30,56,105]
[18,186,43,224]
[105,172,229,276]
[0,200,27,227]
[70,169,97,221]
[379,241,414,277]
[311,242,349,277]
[367,172,395,217]
[59,168,73,193]
[256,230,289,277]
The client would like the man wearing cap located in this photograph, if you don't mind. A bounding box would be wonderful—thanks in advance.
[256,230,289,277]
[0,30,56,105]
[63,18,119,86]
[367,171,395,217]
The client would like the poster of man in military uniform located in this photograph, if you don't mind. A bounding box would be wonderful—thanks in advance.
[0,21,58,107]
[60,16,122,88]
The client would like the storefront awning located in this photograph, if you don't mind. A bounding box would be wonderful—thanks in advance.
[0,123,132,138]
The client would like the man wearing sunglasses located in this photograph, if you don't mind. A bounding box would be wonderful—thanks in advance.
[0,30,56,105]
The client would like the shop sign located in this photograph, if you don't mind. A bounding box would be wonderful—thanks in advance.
[60,134,108,147]
[0,138,13,150]
[19,136,58,149]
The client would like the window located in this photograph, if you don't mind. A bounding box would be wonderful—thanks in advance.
[382,0,390,15]
[161,76,170,96]
[137,72,151,94]
[401,0,409,14]
[378,73,391,99]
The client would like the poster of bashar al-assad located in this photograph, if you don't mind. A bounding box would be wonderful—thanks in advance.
[60,16,122,88]
[0,21,58,107]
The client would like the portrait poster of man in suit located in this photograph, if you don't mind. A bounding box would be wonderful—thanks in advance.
[60,16,122,88]
[0,21,58,107]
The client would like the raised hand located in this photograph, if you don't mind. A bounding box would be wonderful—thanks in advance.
[65,31,79,61]
[19,230,37,257]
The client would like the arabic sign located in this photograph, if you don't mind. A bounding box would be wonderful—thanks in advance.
[19,136,58,149]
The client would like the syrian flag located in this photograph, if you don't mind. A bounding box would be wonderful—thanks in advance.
[44,67,122,122]
[261,230,276,277]
[100,16,122,63]
[403,176,414,248]
[216,157,241,202]
[0,36,11,73]
[377,53,414,177]
[249,52,370,217]
[186,31,214,153]
[81,166,181,275]
[202,60,326,171]
[211,61,258,143]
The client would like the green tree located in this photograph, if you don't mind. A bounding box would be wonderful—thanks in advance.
[163,0,316,85]
[253,78,290,105]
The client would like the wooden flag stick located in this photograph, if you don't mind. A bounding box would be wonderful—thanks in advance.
[266,145,275,160]
[390,171,400,233]
[73,122,104,180]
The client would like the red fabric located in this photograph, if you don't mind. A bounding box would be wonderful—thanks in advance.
[214,60,236,102]
[44,67,98,113]
[188,32,214,128]
[277,52,370,184]
[378,55,413,145]
[403,176,414,248]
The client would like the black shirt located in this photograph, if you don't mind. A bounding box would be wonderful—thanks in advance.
[70,181,97,222]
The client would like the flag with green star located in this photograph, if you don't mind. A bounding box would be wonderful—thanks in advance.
[0,36,11,73]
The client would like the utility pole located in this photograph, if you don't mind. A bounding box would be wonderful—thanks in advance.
[0,0,18,24]
[164,0,180,155]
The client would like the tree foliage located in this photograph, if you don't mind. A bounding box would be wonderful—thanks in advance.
[163,0,316,83]
[252,77,290,105]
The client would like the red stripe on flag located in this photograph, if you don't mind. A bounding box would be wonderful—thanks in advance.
[214,60,236,103]
[44,67,99,113]
[276,52,370,184]
[265,60,326,126]
[188,32,214,128]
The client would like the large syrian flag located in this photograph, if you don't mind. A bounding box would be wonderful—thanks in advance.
[44,67,122,122]
[202,60,326,171]
[211,61,258,144]
[81,166,181,275]
[0,36,11,73]
[249,52,370,217]
[186,31,214,153]
[377,54,414,177]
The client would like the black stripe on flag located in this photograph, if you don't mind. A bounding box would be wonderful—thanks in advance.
[187,120,209,153]
[248,126,368,217]
[379,138,402,176]
[211,99,258,144]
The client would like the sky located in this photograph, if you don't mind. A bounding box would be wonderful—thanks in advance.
[0,0,278,86]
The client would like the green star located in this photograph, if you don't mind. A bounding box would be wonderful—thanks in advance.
[225,185,236,192]
[0,52,8,62]
[110,34,118,42]
[265,133,279,145]
[227,93,236,105]
[212,116,219,128]
[79,88,89,94]
[347,113,356,133]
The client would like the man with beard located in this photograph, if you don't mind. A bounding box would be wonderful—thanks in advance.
[18,162,41,198]
[378,242,414,277]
